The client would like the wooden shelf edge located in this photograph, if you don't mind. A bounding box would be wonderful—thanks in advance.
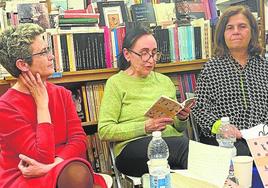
[82,121,98,126]
[155,59,206,73]
[0,79,8,85]
[4,59,207,84]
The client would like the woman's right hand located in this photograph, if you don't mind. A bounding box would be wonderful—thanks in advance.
[19,71,48,108]
[145,117,174,133]
[19,71,51,124]
[219,124,242,139]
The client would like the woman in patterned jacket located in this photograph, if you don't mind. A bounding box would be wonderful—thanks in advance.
[193,5,268,155]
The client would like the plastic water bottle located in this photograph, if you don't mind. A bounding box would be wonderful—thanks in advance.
[216,117,239,185]
[147,131,171,188]
[216,117,236,149]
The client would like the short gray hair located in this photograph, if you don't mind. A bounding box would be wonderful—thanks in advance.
[0,23,44,77]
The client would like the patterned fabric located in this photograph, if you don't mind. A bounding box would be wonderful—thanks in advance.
[193,55,268,138]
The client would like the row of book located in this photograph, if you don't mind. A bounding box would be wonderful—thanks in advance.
[58,5,100,29]
[46,18,212,73]
[68,82,105,123]
[86,133,113,174]
[130,0,217,25]
[0,0,217,31]
[169,71,199,103]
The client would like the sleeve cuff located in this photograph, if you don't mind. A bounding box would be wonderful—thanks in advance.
[211,119,222,134]
[38,122,53,126]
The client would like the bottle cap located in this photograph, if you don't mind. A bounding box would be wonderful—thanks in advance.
[221,117,230,124]
[152,131,161,137]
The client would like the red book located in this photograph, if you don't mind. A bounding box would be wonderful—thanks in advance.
[104,26,112,68]
[201,0,211,20]
[177,74,185,102]
[116,26,126,54]
[64,9,86,14]
[60,13,100,19]
[173,26,179,61]
[191,73,197,91]
[183,73,190,93]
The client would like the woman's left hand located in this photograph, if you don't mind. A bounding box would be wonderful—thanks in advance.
[18,154,55,178]
[176,106,191,121]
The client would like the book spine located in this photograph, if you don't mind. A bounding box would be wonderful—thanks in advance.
[104,26,112,68]
[66,34,76,71]
[60,13,100,19]
[60,35,70,72]
[59,18,98,24]
[81,85,90,122]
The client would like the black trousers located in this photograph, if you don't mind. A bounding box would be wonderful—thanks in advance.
[200,135,251,156]
[115,136,189,177]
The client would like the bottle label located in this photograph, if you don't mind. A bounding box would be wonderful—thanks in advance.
[149,173,171,188]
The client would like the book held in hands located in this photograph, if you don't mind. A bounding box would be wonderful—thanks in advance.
[144,95,196,119]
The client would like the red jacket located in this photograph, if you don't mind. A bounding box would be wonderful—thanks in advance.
[0,82,106,188]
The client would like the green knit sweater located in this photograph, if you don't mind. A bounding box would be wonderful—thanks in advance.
[98,71,187,157]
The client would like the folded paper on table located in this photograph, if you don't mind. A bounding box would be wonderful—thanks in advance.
[170,170,218,188]
[144,95,196,118]
[184,141,232,187]
[241,123,268,139]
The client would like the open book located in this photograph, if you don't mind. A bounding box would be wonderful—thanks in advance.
[144,95,196,118]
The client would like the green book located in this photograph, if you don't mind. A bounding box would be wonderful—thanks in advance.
[59,18,98,24]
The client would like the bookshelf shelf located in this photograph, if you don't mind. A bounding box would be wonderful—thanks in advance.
[3,59,207,85]
[0,79,8,85]
[155,59,206,73]
[82,121,98,126]
[216,0,244,5]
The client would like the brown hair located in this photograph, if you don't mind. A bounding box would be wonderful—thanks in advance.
[213,5,262,57]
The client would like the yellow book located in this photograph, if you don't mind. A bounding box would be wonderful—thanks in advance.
[66,33,76,71]
[153,3,176,24]
[81,85,90,122]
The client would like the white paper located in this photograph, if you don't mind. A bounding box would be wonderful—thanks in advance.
[241,123,268,140]
[187,140,232,187]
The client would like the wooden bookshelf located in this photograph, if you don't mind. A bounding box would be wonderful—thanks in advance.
[0,79,8,85]
[3,59,206,85]
[82,121,98,127]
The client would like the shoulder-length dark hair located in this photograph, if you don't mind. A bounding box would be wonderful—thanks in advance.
[118,26,153,70]
[213,5,262,57]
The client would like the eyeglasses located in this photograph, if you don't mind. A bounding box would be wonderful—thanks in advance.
[24,47,52,59]
[128,49,162,62]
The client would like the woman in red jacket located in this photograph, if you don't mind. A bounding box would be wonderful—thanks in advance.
[0,23,106,188]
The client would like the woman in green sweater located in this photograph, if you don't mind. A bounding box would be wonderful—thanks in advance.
[98,26,192,177]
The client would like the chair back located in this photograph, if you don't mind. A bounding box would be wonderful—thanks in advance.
[185,92,200,142]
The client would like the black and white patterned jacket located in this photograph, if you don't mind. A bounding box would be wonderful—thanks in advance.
[193,55,268,138]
